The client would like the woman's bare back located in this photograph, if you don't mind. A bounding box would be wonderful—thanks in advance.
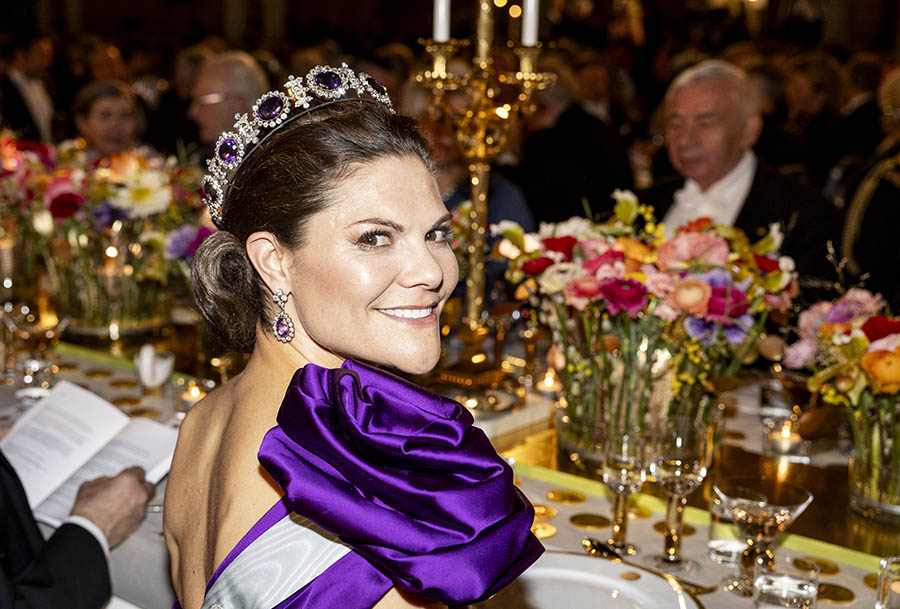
[163,367,444,609]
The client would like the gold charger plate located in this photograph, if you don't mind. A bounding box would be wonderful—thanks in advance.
[547,489,586,504]
[570,513,611,530]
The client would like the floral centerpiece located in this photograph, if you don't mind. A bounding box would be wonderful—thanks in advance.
[493,190,797,466]
[0,134,208,334]
[783,289,900,523]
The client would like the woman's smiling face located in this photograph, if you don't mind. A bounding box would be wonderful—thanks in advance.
[285,154,458,375]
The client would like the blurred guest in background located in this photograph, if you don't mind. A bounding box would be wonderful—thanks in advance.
[517,58,633,223]
[188,51,268,148]
[640,59,839,283]
[782,51,843,188]
[837,53,884,163]
[0,35,54,142]
[74,80,142,161]
[147,44,213,157]
[841,68,900,310]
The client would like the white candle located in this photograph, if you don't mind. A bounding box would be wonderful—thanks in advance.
[521,0,539,46]
[433,0,451,42]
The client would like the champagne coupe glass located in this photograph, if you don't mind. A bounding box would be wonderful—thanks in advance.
[650,416,711,573]
[601,426,647,556]
[718,477,813,597]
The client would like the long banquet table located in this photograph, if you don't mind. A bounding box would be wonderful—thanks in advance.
[3,343,897,609]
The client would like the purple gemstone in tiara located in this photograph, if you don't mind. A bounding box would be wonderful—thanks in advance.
[314,70,342,90]
[217,138,238,164]
[257,95,285,121]
[366,77,386,96]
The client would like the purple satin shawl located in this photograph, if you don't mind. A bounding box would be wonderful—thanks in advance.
[258,359,544,606]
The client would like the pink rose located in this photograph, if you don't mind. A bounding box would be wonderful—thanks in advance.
[764,291,792,311]
[600,278,648,318]
[643,269,676,298]
[579,237,615,258]
[653,302,680,322]
[868,334,900,353]
[838,288,884,315]
[564,276,604,310]
[784,338,818,369]
[797,302,832,339]
[656,231,730,271]
[583,250,626,281]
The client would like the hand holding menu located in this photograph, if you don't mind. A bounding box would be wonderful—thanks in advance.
[0,380,178,526]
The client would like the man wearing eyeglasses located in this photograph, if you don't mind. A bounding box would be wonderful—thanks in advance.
[189,51,269,147]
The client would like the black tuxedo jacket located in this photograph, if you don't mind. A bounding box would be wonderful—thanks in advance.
[0,75,41,142]
[639,162,841,282]
[0,449,110,609]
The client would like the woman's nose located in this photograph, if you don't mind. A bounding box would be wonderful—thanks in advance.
[400,244,445,291]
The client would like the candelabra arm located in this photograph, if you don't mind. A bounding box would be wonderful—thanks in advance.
[464,161,490,329]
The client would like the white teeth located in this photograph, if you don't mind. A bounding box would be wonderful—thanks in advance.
[378,308,433,319]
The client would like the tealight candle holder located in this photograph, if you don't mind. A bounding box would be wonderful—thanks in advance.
[763,418,810,463]
[176,379,211,420]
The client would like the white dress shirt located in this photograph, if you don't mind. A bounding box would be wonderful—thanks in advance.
[662,151,757,237]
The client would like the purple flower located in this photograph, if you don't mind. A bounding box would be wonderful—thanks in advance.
[684,313,752,346]
[824,302,855,324]
[600,278,648,318]
[92,202,128,229]
[187,226,214,258]
[690,268,732,288]
[165,225,199,261]
[684,316,717,346]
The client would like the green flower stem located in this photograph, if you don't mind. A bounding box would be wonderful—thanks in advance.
[889,401,900,499]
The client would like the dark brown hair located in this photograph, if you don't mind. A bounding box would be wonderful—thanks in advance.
[191,102,434,353]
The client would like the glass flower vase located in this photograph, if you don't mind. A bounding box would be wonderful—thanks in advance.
[848,394,900,525]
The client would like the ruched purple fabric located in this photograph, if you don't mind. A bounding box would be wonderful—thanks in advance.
[258,359,544,607]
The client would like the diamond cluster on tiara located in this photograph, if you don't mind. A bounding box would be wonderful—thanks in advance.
[202,64,393,226]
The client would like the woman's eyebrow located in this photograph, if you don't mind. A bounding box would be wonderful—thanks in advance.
[430,213,453,229]
[349,218,405,231]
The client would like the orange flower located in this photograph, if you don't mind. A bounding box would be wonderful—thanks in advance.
[817,322,851,340]
[667,278,712,316]
[678,217,712,233]
[617,237,653,264]
[861,349,900,394]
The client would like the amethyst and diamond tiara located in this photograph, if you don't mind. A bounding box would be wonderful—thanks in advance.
[202,64,393,226]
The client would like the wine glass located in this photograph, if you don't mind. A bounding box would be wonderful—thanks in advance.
[601,426,646,556]
[1,301,69,405]
[718,477,813,597]
[649,416,711,573]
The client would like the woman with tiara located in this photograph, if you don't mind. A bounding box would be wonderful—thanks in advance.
[163,65,543,609]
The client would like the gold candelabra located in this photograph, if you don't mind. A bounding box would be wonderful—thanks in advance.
[415,0,554,393]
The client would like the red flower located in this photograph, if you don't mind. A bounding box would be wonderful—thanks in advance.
[542,236,578,261]
[706,285,749,321]
[522,256,554,276]
[678,217,712,233]
[48,193,83,218]
[600,278,648,318]
[754,254,780,273]
[862,315,900,342]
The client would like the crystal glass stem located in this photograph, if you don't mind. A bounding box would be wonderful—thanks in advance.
[740,541,776,585]
[610,494,629,549]
[663,494,687,563]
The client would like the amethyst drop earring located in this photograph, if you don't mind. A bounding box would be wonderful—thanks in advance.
[272,289,295,343]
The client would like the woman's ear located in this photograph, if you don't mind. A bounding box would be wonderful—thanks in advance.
[245,231,290,294]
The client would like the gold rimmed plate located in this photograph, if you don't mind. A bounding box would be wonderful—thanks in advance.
[473,551,702,609]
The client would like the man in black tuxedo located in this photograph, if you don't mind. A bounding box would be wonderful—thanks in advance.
[0,449,153,608]
[640,60,840,284]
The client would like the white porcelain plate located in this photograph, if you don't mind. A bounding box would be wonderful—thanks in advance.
[476,551,701,609]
